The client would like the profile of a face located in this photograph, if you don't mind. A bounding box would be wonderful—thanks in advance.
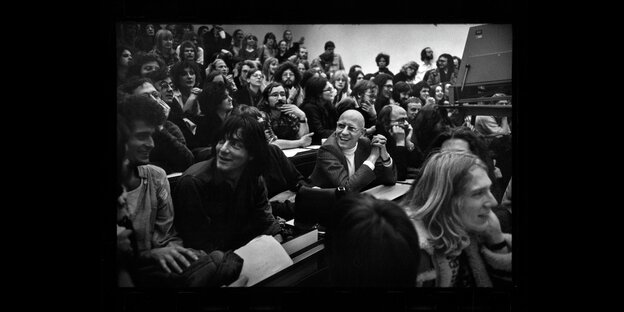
[457,166,497,234]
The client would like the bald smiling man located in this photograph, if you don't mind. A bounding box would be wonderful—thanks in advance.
[309,109,396,192]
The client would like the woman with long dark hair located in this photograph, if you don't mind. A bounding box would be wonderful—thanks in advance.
[300,76,338,145]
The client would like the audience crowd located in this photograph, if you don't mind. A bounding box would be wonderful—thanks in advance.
[116,23,512,288]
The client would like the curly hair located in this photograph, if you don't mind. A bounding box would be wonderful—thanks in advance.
[375,53,390,66]
[274,61,301,86]
[170,60,202,90]
[401,150,487,255]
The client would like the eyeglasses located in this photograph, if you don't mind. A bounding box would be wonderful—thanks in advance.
[336,123,359,133]
[158,81,173,89]
[269,92,286,97]
[282,72,295,77]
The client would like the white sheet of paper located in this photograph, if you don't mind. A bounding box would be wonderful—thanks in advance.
[362,183,412,201]
[233,235,294,286]
[304,145,321,150]
[282,148,310,158]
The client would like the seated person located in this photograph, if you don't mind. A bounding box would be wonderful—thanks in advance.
[300,76,339,145]
[309,109,397,192]
[325,193,421,287]
[475,93,511,137]
[236,104,311,219]
[375,105,424,180]
[119,77,194,173]
[257,82,314,149]
[173,115,283,254]
[401,151,511,287]
[335,79,379,135]
[189,81,234,152]
[117,95,242,287]
[146,68,197,149]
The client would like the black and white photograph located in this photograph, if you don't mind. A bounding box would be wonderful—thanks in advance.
[107,11,524,310]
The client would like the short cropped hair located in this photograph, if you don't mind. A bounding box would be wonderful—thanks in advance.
[326,193,421,287]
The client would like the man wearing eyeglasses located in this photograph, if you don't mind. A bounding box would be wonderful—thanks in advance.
[310,109,396,192]
[375,105,423,181]
[119,77,194,173]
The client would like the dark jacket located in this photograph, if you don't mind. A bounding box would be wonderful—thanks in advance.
[173,159,281,253]
[150,121,195,173]
[309,133,397,192]
[301,99,338,145]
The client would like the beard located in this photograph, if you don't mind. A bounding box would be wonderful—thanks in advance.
[283,79,294,87]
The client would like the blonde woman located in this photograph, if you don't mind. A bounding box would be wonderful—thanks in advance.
[401,151,511,287]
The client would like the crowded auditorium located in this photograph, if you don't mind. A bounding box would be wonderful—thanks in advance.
[114,23,513,289]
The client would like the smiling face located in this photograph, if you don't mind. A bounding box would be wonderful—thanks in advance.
[435,85,444,101]
[279,41,287,52]
[215,129,251,175]
[335,110,365,150]
[126,120,156,166]
[457,166,498,234]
